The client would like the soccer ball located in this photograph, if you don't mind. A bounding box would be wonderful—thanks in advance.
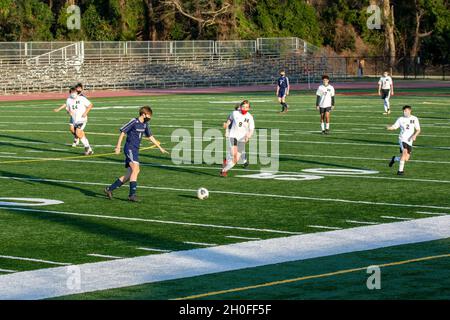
[197,187,209,200]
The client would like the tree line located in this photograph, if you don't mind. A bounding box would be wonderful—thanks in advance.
[0,0,448,66]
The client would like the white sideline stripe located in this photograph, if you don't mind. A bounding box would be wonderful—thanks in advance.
[136,247,171,253]
[0,255,70,266]
[0,152,17,155]
[381,216,413,221]
[417,211,449,216]
[1,215,450,300]
[87,254,123,260]
[307,225,343,230]
[345,220,380,225]
[1,176,450,210]
[225,236,261,240]
[0,269,16,273]
[183,242,217,247]
[0,207,301,235]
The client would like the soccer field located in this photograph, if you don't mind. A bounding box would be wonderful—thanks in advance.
[0,87,449,299]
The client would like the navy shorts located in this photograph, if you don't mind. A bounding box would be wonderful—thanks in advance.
[319,107,332,114]
[124,147,139,168]
[278,89,287,98]
[381,89,390,99]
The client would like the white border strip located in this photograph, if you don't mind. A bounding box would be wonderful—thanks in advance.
[0,215,449,300]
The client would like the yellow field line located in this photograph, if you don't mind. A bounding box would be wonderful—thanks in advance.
[0,145,159,165]
[173,253,450,300]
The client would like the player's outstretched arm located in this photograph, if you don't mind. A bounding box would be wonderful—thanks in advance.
[53,104,66,112]
[114,132,126,155]
[149,135,169,154]
[391,83,394,96]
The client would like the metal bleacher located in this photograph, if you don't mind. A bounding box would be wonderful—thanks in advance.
[0,38,346,94]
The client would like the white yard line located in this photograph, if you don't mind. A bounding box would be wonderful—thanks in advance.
[380,216,413,221]
[0,215,449,300]
[417,211,449,216]
[0,255,70,266]
[87,254,123,260]
[183,242,217,247]
[0,206,302,235]
[225,236,262,240]
[136,247,171,253]
[0,269,17,273]
[1,176,450,210]
[345,220,380,225]
[307,225,343,230]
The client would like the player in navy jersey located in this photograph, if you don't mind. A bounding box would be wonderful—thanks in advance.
[276,70,290,113]
[104,106,168,202]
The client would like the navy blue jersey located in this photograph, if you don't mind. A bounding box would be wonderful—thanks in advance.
[120,118,152,149]
[278,76,290,89]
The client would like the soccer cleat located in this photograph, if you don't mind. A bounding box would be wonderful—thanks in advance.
[321,130,326,135]
[220,170,228,177]
[387,109,391,115]
[71,142,78,147]
[397,171,404,176]
[243,160,249,168]
[383,112,388,115]
[389,156,396,167]
[325,129,330,134]
[128,195,139,202]
[84,147,94,156]
[104,188,113,200]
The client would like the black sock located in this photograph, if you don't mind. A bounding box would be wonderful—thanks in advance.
[108,178,123,191]
[280,103,285,112]
[129,181,137,196]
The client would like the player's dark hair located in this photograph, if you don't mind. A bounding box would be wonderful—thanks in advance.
[75,83,83,89]
[139,106,153,116]
[322,75,330,80]
[69,86,76,93]
[240,100,250,108]
[403,105,412,111]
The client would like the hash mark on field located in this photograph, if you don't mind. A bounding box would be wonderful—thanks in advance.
[345,220,380,225]
[0,152,16,155]
[380,216,413,221]
[136,247,171,253]
[0,255,70,266]
[87,254,123,260]
[0,268,17,273]
[225,236,262,240]
[183,241,217,247]
[307,225,343,230]
[417,211,449,216]
[25,150,43,153]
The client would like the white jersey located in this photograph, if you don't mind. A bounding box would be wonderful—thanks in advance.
[316,85,335,108]
[66,96,91,124]
[392,115,420,146]
[378,76,393,90]
[228,110,255,141]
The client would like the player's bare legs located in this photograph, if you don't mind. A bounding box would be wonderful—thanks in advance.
[325,111,331,134]
[74,128,93,155]
[221,146,241,177]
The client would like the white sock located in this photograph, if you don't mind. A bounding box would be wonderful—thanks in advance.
[223,160,235,172]
[326,123,330,130]
[241,153,247,162]
[81,137,90,148]
[395,156,400,162]
[321,122,325,131]
[399,161,405,172]
[384,103,388,112]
